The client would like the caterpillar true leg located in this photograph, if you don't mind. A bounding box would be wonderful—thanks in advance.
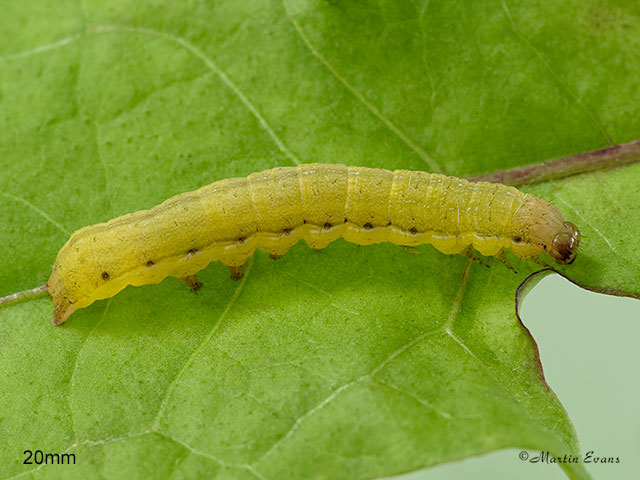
[179,275,202,292]
[459,246,489,268]
[269,254,281,260]
[495,250,517,274]
[529,255,552,269]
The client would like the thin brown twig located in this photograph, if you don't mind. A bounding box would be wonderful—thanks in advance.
[0,284,48,308]
[468,139,640,186]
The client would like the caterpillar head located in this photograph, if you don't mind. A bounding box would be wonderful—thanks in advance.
[549,221,580,264]
[511,196,580,265]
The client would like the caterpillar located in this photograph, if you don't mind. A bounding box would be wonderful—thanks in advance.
[47,164,580,325]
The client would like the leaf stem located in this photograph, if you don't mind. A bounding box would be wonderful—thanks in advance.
[0,284,48,309]
[468,139,640,186]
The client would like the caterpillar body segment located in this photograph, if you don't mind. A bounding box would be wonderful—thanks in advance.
[47,164,580,325]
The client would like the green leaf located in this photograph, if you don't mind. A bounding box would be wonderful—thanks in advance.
[1,1,639,479]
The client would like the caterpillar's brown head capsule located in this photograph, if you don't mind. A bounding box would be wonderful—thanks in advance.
[549,222,580,264]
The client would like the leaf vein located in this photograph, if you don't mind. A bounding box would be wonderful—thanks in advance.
[501,0,612,144]
[1,25,302,167]
[151,258,254,430]
[0,191,70,235]
[371,376,453,419]
[283,3,442,173]
[90,25,302,166]
[68,299,114,443]
[0,33,84,61]
[253,328,442,465]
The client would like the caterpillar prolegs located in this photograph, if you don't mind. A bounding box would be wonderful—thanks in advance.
[47,164,580,325]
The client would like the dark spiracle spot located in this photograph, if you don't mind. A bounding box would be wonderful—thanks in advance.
[101,272,110,280]
[146,260,155,267]
[409,227,418,235]
[514,236,522,243]
[188,248,198,255]
[238,237,246,244]
[302,219,307,224]
[363,222,373,230]
[283,228,291,236]
[542,244,547,250]
[323,222,332,229]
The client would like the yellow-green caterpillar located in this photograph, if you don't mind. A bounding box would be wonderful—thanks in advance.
[47,164,580,325]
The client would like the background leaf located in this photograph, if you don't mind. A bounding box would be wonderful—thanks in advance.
[1,1,639,479]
